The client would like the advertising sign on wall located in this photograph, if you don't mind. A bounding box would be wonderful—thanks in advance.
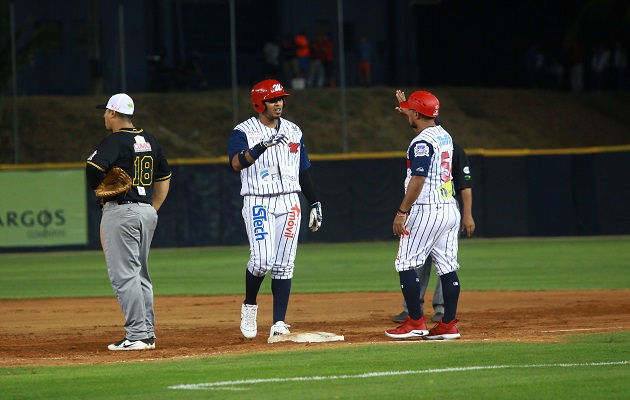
[0,169,87,247]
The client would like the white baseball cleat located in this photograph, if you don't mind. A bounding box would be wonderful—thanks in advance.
[269,321,291,338]
[240,303,258,339]
[107,338,152,351]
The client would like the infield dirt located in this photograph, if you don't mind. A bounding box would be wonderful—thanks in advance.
[1,290,629,367]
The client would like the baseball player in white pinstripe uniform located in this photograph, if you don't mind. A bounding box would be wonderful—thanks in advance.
[227,79,322,341]
[385,90,462,340]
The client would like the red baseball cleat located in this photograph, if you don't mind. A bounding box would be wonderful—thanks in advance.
[385,315,428,339]
[424,318,461,340]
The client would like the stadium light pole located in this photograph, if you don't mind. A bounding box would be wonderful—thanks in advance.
[118,4,127,92]
[230,0,238,127]
[337,0,348,153]
[10,2,19,163]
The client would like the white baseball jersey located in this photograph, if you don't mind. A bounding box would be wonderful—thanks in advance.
[232,117,306,196]
[396,125,460,275]
[405,125,457,206]
[228,116,312,279]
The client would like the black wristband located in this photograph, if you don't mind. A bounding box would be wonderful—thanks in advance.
[248,142,267,159]
[238,150,253,168]
[397,208,410,215]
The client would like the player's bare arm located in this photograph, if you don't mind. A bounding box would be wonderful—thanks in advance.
[460,188,475,237]
[393,175,425,236]
[152,179,171,211]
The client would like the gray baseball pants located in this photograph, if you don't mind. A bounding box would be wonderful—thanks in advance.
[101,201,158,341]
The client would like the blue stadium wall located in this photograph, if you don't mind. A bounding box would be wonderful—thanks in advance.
[80,148,630,250]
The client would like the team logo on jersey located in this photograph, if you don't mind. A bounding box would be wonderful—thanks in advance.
[252,205,269,241]
[133,136,152,152]
[414,143,430,158]
[87,150,97,161]
[284,204,302,238]
[288,142,300,153]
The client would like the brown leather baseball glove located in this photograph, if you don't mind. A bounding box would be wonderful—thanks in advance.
[95,166,132,199]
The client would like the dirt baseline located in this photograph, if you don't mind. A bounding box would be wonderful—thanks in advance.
[1,290,629,367]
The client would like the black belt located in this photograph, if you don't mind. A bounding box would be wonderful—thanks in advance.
[105,200,137,205]
[116,200,153,206]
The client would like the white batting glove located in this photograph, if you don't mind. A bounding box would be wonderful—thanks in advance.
[309,202,323,232]
[262,133,288,148]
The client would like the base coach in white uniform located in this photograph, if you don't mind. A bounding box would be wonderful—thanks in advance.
[385,90,463,341]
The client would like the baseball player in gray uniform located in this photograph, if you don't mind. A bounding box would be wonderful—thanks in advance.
[86,93,171,350]
[227,79,322,340]
[385,90,462,340]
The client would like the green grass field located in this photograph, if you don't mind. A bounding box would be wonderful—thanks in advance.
[1,237,629,399]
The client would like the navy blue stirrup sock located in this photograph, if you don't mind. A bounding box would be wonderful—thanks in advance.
[399,270,422,320]
[439,271,461,323]
[271,278,292,323]
[245,270,265,305]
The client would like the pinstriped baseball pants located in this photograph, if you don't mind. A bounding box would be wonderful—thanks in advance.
[395,202,460,276]
[242,193,302,279]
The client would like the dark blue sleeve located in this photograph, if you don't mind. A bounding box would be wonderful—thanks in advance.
[227,129,248,159]
[408,140,434,177]
[299,137,312,172]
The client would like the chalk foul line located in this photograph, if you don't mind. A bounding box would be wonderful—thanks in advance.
[168,361,629,390]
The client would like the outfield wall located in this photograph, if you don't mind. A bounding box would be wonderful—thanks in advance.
[1,146,629,251]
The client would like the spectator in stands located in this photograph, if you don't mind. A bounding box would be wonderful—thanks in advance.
[281,34,298,84]
[612,41,627,91]
[308,32,335,88]
[357,35,372,87]
[523,44,544,88]
[263,37,281,80]
[294,29,310,79]
[177,51,207,91]
[569,42,584,92]
[321,33,335,87]
[590,43,610,92]
[307,32,326,88]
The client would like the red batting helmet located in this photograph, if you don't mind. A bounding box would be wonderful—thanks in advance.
[251,79,290,113]
[399,91,440,118]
